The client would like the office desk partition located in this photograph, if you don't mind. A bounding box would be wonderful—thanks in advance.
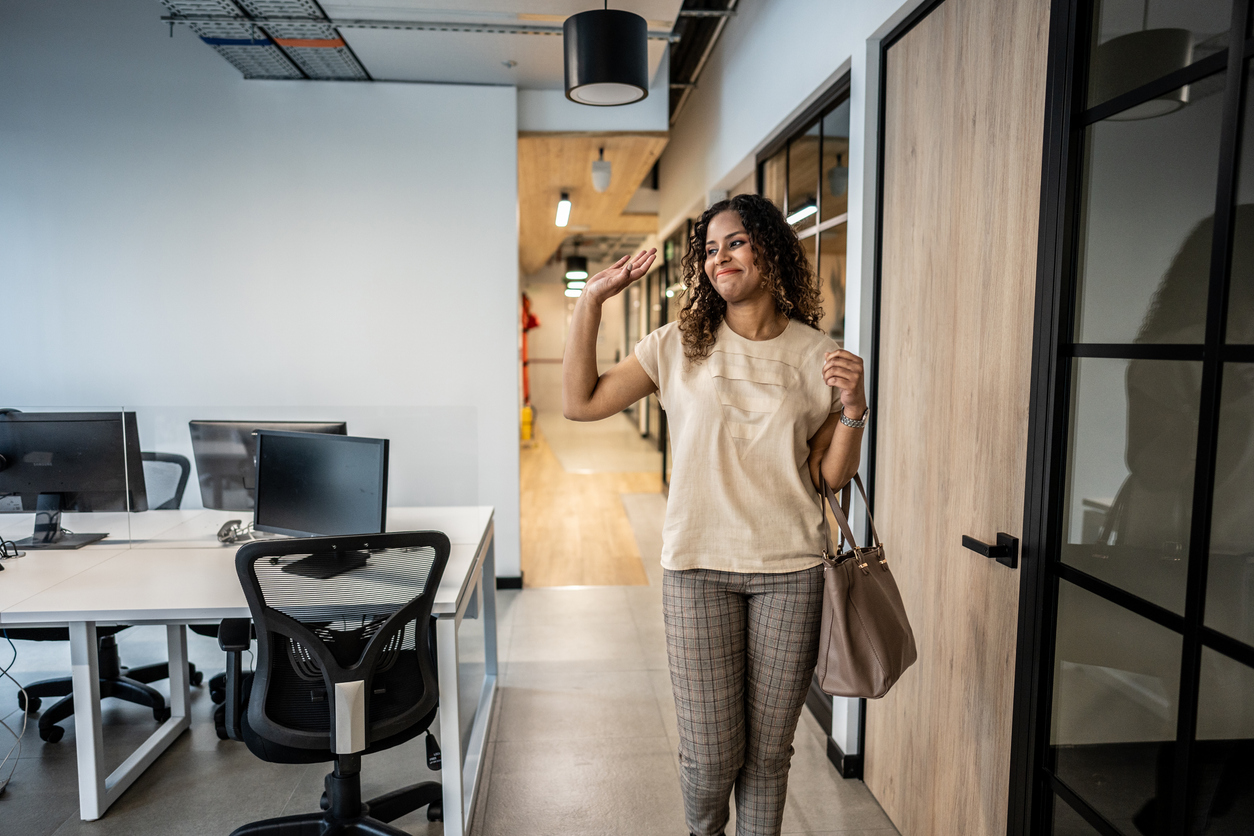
[0,506,497,836]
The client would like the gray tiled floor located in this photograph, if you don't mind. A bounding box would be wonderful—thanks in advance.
[0,491,898,835]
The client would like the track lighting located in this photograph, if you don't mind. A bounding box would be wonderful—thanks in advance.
[555,192,572,227]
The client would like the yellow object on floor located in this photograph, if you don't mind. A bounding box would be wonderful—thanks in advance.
[520,405,534,441]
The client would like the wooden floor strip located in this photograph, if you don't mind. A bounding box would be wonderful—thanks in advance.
[520,428,660,588]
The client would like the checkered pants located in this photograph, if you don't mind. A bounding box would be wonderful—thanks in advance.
[663,565,825,836]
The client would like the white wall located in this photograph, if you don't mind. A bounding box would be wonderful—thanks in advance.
[0,1,522,575]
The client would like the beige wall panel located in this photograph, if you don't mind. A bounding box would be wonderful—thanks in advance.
[864,0,1050,833]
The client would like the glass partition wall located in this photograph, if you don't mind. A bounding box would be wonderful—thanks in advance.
[759,94,851,344]
[1028,1,1254,833]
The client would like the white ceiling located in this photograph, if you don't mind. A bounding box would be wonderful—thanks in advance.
[318,1,680,88]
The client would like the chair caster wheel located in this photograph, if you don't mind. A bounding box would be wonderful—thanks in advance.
[427,802,442,822]
[18,693,41,713]
[190,670,204,686]
[154,706,171,723]
[215,721,229,741]
[40,724,65,743]
[320,791,329,811]
[210,688,225,704]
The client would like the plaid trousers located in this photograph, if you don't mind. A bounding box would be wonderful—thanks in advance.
[662,565,826,836]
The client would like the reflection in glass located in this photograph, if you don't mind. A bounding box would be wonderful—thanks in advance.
[787,122,820,230]
[1204,364,1254,645]
[1228,63,1254,344]
[1075,77,1224,344]
[761,148,786,212]
[1087,0,1231,112]
[818,225,847,342]
[1054,794,1104,835]
[821,100,850,222]
[1189,649,1254,832]
[1052,581,1182,835]
[1063,358,1201,613]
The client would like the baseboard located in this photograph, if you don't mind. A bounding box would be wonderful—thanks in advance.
[495,574,523,590]
[827,736,863,779]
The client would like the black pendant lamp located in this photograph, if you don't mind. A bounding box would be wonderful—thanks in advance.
[564,4,649,106]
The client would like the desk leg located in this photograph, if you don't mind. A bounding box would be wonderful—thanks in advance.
[70,623,193,820]
[166,625,190,722]
[436,616,464,836]
[483,538,498,678]
[70,622,107,821]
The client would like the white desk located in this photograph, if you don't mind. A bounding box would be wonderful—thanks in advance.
[0,506,497,836]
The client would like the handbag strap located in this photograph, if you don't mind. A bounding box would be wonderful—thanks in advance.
[818,473,882,557]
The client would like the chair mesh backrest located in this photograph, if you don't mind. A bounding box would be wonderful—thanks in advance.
[143,459,184,510]
[237,534,447,748]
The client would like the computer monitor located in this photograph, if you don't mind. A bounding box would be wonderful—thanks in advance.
[188,420,347,512]
[253,430,388,537]
[0,411,148,549]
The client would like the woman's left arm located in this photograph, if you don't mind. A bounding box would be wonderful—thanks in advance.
[811,350,867,490]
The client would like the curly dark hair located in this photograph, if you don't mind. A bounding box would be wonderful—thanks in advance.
[677,193,823,362]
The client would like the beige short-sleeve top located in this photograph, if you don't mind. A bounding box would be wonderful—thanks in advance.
[635,319,842,574]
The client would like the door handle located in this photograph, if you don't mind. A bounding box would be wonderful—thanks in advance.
[962,533,1018,569]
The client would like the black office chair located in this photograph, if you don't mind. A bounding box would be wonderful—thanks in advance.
[11,626,203,741]
[141,451,191,510]
[11,457,202,741]
[220,531,449,834]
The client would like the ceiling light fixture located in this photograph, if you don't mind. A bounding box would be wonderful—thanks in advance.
[786,202,818,225]
[565,255,589,280]
[564,4,649,107]
[592,148,612,192]
[1091,0,1191,120]
[555,192,572,227]
[565,288,583,297]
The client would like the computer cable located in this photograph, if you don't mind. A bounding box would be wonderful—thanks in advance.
[0,630,29,797]
[0,539,24,560]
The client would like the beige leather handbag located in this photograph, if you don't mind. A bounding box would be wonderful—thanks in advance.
[814,475,917,698]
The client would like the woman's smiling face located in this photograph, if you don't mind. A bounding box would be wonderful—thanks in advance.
[704,210,764,304]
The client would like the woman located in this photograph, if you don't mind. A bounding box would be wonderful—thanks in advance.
[563,193,867,836]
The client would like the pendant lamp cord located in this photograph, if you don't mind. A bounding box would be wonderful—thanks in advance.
[1142,0,1149,31]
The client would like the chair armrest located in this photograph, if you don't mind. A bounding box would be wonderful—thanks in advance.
[218,619,251,741]
[218,618,251,651]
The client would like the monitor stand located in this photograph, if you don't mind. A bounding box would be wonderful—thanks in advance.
[13,495,108,550]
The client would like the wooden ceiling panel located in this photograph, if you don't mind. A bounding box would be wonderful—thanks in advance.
[518,132,668,274]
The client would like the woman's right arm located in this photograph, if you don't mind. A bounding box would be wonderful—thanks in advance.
[563,249,659,422]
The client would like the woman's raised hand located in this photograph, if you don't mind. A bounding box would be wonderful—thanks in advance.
[583,248,657,303]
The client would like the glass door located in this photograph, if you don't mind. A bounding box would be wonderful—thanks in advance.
[1027,1,1254,832]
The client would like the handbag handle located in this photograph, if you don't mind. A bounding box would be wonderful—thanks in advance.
[818,473,883,560]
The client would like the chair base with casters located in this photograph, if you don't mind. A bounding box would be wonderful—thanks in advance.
[13,629,202,742]
[230,753,443,835]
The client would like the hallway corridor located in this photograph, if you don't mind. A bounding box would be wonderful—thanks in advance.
[476,490,900,836]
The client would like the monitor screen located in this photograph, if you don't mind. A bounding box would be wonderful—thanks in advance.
[188,420,347,512]
[0,411,147,548]
[253,430,388,537]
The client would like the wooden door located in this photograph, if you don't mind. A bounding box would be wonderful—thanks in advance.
[865,0,1050,833]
